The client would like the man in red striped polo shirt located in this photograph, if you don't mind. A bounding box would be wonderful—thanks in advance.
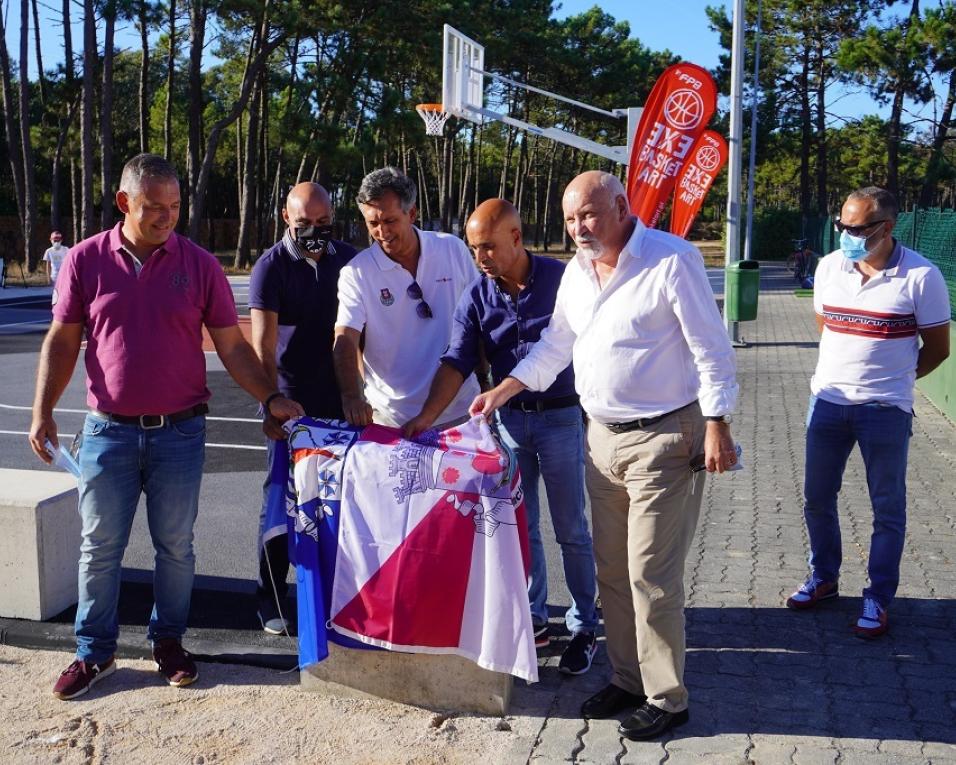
[786,187,950,638]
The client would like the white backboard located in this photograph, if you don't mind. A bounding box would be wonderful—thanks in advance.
[442,24,485,118]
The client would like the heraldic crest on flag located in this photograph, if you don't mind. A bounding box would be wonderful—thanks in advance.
[286,415,538,682]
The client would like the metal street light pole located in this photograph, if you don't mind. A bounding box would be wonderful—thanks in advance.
[743,0,763,263]
[724,0,746,343]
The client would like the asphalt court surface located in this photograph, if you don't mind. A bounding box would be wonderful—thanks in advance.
[0,279,275,586]
[0,264,770,611]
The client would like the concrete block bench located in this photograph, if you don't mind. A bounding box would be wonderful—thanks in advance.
[0,468,80,620]
[301,642,513,716]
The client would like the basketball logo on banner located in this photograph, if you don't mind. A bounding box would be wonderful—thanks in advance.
[663,90,705,130]
[694,143,722,173]
[627,62,718,229]
[669,130,728,240]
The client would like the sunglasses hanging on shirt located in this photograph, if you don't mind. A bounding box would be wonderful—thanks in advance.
[407,280,434,319]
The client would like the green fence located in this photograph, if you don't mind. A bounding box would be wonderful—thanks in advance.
[754,208,956,320]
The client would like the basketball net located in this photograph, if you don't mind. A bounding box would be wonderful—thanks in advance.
[416,103,450,136]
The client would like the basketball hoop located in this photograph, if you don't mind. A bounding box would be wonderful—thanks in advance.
[416,103,450,136]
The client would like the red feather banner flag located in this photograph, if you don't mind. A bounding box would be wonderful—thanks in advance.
[627,62,718,228]
[669,130,728,239]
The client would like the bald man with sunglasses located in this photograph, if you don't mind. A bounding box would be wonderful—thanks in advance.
[786,186,950,639]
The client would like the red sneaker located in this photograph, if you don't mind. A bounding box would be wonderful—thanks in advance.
[854,597,888,639]
[152,639,199,687]
[786,576,839,610]
[52,657,116,700]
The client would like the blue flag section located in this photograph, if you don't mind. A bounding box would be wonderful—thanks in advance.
[284,417,373,667]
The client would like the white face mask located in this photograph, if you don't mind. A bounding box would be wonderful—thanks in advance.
[839,231,869,262]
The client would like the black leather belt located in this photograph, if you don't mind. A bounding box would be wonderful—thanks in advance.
[604,400,698,434]
[89,403,209,429]
[506,394,580,413]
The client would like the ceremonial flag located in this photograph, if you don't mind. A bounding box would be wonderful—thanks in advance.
[627,62,718,228]
[669,130,728,239]
[288,416,537,682]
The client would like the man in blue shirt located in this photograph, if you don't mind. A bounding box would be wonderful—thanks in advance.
[403,198,598,674]
[248,182,357,633]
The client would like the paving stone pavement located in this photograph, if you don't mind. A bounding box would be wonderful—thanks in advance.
[508,278,956,764]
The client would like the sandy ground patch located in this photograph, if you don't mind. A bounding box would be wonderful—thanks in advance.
[1,645,539,764]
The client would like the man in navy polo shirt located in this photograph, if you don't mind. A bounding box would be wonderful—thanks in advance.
[403,198,599,674]
[248,182,357,633]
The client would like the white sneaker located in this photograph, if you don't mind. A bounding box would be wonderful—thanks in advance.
[257,611,290,635]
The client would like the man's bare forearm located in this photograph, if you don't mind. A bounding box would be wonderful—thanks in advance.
[219,341,278,403]
[33,324,82,417]
[419,364,466,421]
[332,333,365,401]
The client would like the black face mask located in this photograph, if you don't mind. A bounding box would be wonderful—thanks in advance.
[294,224,334,254]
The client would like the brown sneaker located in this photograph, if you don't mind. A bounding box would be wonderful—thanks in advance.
[152,638,199,687]
[52,657,116,700]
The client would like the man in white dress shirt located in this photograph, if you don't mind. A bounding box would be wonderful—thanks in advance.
[471,170,739,740]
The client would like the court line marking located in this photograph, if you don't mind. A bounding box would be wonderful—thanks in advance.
[0,429,265,450]
[0,403,261,423]
[0,319,51,329]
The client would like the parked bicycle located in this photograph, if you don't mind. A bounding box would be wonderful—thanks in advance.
[787,239,817,285]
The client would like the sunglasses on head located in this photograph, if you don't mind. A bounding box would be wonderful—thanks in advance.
[406,280,433,319]
[834,218,887,237]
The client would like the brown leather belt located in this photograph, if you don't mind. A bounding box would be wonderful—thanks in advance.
[604,400,698,434]
[89,403,209,429]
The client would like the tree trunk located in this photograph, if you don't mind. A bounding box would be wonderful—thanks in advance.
[30,0,45,105]
[138,2,150,153]
[101,3,117,229]
[814,40,828,215]
[51,98,80,231]
[186,0,207,224]
[235,79,261,269]
[888,0,921,199]
[255,67,269,255]
[918,69,955,208]
[798,41,812,219]
[80,0,96,238]
[70,157,79,242]
[188,16,282,239]
[19,0,39,269]
[62,0,74,81]
[0,9,25,229]
[163,0,176,160]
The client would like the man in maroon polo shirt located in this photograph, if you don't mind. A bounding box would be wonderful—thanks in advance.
[29,153,303,700]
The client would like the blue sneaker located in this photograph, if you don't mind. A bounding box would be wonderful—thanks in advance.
[854,597,888,639]
[786,575,838,610]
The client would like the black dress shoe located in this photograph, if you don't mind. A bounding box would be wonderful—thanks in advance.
[580,684,647,719]
[618,702,689,740]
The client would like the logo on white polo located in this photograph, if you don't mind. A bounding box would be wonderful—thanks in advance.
[379,287,394,306]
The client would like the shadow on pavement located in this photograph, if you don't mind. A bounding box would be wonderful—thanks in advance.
[513,598,956,744]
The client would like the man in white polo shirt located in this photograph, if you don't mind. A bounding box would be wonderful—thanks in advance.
[786,187,950,639]
[333,167,479,428]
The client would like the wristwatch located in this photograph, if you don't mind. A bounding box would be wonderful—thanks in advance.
[705,414,733,424]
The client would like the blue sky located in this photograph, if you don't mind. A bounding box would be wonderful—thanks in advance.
[3,0,943,133]
[552,0,942,132]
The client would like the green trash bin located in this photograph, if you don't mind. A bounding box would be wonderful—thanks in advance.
[724,260,760,321]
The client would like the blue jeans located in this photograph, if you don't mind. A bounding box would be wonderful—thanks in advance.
[74,413,206,663]
[496,405,598,634]
[803,395,912,608]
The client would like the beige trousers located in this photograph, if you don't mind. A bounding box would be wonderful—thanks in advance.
[585,402,706,713]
